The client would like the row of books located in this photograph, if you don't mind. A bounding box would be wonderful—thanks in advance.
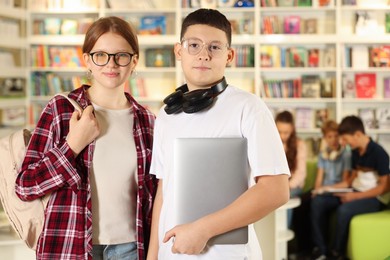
[260,46,335,68]
[233,46,254,67]
[270,106,334,129]
[32,17,94,35]
[30,45,84,68]
[345,0,390,7]
[262,75,335,98]
[107,0,155,9]
[262,16,318,34]
[230,18,254,35]
[0,18,19,38]
[359,107,390,130]
[29,0,99,10]
[342,73,390,99]
[261,0,331,7]
[344,45,390,68]
[30,72,88,96]
[182,0,253,8]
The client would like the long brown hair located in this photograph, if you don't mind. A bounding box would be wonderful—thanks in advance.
[82,16,139,56]
[275,110,298,172]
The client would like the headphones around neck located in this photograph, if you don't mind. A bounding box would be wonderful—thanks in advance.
[163,77,228,114]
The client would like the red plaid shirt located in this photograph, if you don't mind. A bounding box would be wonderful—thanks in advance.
[15,86,157,260]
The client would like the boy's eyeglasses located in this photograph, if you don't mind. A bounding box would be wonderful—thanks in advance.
[181,38,229,58]
[89,51,135,67]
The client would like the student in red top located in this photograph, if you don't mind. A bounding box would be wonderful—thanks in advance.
[15,17,157,260]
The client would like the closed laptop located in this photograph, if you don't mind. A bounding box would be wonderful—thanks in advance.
[173,137,249,245]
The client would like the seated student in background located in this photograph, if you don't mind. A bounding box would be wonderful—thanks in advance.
[310,115,390,260]
[312,120,352,196]
[275,110,307,227]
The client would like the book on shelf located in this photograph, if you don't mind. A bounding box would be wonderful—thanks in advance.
[321,47,336,67]
[369,46,390,68]
[145,48,175,67]
[342,74,355,98]
[0,78,25,97]
[284,16,301,34]
[314,108,330,128]
[43,18,62,35]
[60,19,78,35]
[320,77,335,98]
[376,107,390,130]
[295,107,315,129]
[138,16,166,35]
[301,75,321,98]
[315,0,334,6]
[217,0,236,7]
[342,0,356,5]
[351,46,369,69]
[355,73,376,98]
[386,13,390,34]
[297,0,312,6]
[289,47,307,67]
[277,0,295,6]
[384,77,390,98]
[308,49,319,67]
[303,18,317,34]
[260,45,280,68]
[358,108,377,129]
[200,0,218,8]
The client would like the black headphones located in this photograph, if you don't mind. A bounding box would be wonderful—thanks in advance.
[163,77,228,114]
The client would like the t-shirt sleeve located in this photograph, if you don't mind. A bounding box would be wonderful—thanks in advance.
[242,99,290,178]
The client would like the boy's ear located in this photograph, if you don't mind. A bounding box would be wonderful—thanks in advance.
[174,42,182,61]
[226,47,235,66]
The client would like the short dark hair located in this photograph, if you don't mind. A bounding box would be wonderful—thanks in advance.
[180,8,232,47]
[338,115,365,135]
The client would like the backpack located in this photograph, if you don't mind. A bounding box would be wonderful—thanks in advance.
[0,93,82,250]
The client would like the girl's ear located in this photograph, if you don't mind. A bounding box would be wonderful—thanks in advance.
[174,42,182,61]
[83,53,91,70]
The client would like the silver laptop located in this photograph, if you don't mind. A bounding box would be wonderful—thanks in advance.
[173,137,249,245]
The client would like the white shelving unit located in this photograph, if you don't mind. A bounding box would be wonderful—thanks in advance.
[0,0,28,137]
[254,197,301,260]
[19,0,390,137]
[1,0,390,257]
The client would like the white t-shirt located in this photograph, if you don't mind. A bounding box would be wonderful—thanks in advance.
[91,104,138,245]
[150,86,290,260]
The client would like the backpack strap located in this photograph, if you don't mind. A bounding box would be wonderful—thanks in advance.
[55,92,83,114]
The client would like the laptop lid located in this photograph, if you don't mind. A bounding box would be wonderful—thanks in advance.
[173,137,249,245]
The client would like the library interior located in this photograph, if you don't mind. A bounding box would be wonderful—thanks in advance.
[0,0,389,259]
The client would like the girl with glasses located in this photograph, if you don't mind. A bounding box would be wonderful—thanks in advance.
[15,16,157,260]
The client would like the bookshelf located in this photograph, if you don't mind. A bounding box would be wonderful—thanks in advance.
[0,0,27,137]
[24,0,390,144]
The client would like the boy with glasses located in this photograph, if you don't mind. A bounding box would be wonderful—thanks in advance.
[147,8,290,260]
